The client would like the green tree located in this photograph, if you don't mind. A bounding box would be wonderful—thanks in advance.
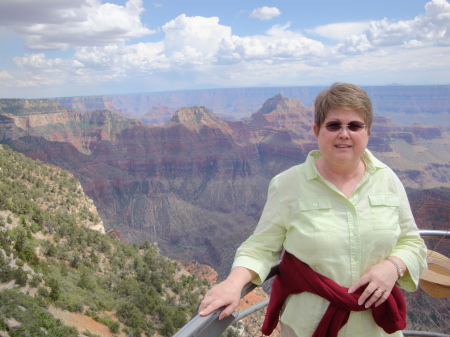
[14,230,26,253]
[44,242,57,257]
[161,319,176,337]
[117,303,145,331]
[77,269,96,291]
[46,278,61,301]
[14,268,28,286]
[18,246,39,266]
[0,252,14,282]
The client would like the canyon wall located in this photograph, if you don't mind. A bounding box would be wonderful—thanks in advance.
[1,94,449,277]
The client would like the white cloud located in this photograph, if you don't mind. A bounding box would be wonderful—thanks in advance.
[310,0,450,56]
[217,23,324,64]
[13,54,68,70]
[0,0,155,50]
[266,22,300,38]
[120,42,167,71]
[250,7,281,21]
[415,0,450,45]
[308,0,450,52]
[11,54,71,87]
[334,34,373,54]
[308,22,371,41]
[10,14,236,88]
[0,71,13,80]
[367,18,413,46]
[342,0,450,50]
[162,14,232,65]
[403,40,424,48]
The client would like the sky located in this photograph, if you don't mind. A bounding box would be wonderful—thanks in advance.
[0,0,449,98]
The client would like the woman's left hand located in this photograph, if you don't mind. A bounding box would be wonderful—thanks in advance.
[347,259,400,308]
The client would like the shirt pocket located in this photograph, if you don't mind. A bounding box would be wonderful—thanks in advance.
[368,194,399,230]
[298,197,335,232]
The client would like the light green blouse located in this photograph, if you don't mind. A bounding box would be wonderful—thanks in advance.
[232,149,427,337]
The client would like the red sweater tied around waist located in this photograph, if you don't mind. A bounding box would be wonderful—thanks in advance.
[261,251,407,337]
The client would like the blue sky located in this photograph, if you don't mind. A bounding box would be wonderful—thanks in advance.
[0,0,449,98]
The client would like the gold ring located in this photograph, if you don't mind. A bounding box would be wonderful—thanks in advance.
[376,288,383,293]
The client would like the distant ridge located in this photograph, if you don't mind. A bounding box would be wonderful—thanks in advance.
[54,85,450,126]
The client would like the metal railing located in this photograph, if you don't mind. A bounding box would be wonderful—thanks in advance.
[174,229,450,337]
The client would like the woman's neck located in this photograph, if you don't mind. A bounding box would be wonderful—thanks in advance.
[318,157,364,177]
[315,158,366,198]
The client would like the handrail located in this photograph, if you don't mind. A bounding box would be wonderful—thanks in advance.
[173,265,279,337]
[418,229,450,240]
[403,333,450,337]
[174,229,450,337]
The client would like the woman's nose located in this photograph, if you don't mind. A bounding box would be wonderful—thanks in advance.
[338,126,350,138]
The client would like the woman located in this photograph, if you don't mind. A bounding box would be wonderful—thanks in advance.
[198,83,427,337]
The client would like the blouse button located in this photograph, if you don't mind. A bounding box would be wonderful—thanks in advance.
[313,203,318,207]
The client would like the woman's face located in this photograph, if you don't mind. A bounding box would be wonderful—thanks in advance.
[313,108,370,166]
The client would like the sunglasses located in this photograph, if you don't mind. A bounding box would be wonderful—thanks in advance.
[324,121,366,132]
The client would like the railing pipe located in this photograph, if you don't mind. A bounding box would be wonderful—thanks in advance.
[403,332,450,337]
[173,266,278,337]
[419,230,450,240]
[232,298,270,321]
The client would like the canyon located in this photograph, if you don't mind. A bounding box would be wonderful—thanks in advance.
[0,90,449,278]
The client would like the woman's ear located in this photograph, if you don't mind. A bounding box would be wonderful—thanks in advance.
[313,124,319,139]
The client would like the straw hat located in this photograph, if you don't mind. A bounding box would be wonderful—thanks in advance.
[419,250,450,298]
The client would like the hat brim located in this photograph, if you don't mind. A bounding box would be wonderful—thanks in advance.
[419,250,450,298]
[420,278,450,298]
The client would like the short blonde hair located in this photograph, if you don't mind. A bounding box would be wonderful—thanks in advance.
[314,83,373,134]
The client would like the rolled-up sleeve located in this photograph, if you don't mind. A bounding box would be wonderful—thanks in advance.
[389,175,427,291]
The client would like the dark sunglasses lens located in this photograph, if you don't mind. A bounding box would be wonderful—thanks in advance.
[348,122,365,131]
[325,123,341,131]
[324,122,365,132]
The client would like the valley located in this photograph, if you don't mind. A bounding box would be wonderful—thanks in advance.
[1,88,449,278]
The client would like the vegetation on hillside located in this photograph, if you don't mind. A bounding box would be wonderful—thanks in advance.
[0,144,213,336]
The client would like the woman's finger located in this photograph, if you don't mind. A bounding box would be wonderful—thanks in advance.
[363,288,390,308]
[367,288,383,307]
[199,297,223,316]
[357,283,376,306]
[199,297,237,320]
[218,304,236,320]
[374,289,390,307]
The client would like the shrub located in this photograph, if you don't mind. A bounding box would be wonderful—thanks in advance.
[29,274,41,288]
[38,286,50,298]
[18,245,39,266]
[14,268,28,286]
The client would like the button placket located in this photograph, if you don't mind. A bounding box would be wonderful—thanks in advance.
[347,198,361,282]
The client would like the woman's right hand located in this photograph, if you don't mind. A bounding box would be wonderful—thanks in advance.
[198,279,242,320]
[198,267,256,320]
